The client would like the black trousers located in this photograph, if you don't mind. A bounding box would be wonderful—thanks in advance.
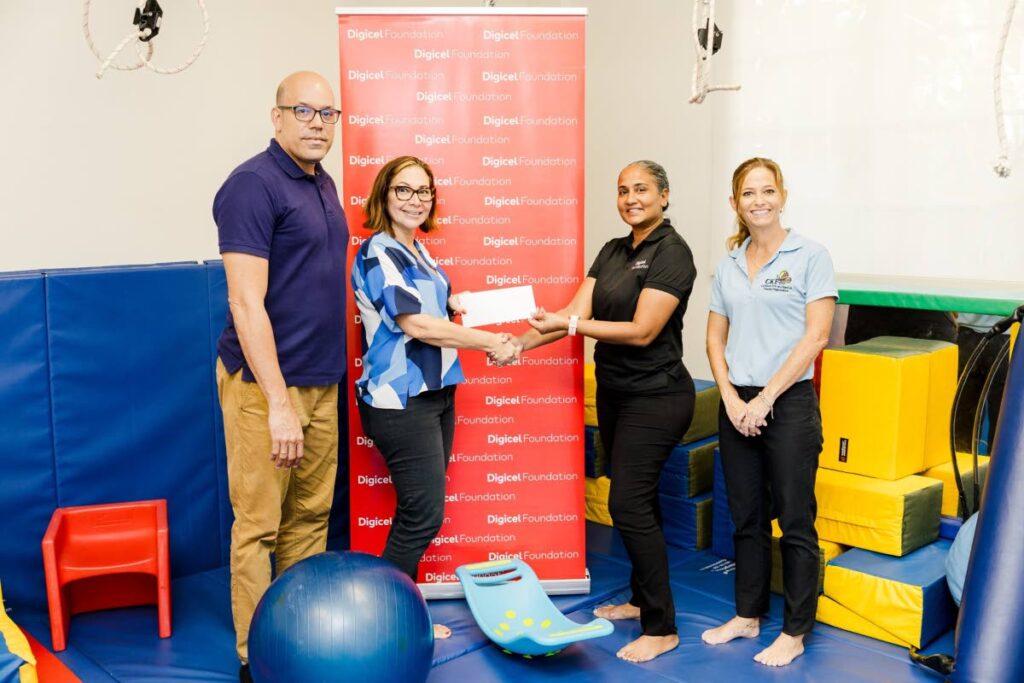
[357,386,456,581]
[718,380,822,636]
[597,382,695,636]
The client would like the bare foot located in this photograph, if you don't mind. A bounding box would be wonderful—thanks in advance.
[594,602,641,620]
[433,623,452,640]
[754,632,804,667]
[616,634,679,663]
[701,615,760,645]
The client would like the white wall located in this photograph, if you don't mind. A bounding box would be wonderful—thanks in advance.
[708,1,1024,283]
[5,1,1021,379]
[0,0,716,376]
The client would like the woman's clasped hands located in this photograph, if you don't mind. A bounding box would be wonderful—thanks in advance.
[724,393,770,437]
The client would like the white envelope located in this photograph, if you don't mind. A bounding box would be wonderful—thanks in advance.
[459,285,537,328]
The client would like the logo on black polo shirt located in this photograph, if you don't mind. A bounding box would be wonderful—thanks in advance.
[631,259,649,270]
[762,269,793,292]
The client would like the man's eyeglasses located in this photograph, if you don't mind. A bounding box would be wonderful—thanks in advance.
[277,105,341,125]
[391,185,435,202]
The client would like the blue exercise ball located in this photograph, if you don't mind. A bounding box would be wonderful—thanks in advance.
[248,551,434,683]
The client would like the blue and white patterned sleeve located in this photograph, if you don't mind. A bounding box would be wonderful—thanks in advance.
[354,237,424,334]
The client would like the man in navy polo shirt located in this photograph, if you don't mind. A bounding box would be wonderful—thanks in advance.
[213,71,347,681]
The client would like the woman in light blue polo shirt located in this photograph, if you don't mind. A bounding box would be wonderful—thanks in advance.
[700,157,837,667]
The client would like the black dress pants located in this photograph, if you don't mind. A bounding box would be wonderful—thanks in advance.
[718,380,822,636]
[597,382,694,636]
[357,386,455,581]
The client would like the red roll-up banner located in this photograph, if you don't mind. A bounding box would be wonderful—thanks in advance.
[338,8,587,597]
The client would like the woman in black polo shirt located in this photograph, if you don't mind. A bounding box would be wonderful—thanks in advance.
[516,160,696,663]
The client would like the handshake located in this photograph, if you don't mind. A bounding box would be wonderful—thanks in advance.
[486,333,522,367]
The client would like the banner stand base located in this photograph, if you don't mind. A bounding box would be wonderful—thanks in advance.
[419,568,593,600]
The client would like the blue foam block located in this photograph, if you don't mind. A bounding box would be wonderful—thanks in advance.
[939,514,962,541]
[658,435,718,498]
[583,426,602,478]
[828,540,956,647]
[694,379,715,392]
[660,492,712,550]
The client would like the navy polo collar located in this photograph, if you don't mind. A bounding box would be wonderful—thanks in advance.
[267,138,322,180]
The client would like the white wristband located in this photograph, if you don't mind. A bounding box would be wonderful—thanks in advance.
[567,315,579,336]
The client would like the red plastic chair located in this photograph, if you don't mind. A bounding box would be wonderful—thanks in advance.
[41,499,171,651]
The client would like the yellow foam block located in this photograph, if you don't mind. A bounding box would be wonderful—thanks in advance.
[859,337,957,470]
[820,343,930,479]
[583,362,596,401]
[769,519,844,595]
[583,363,597,427]
[817,595,908,647]
[1011,322,1019,359]
[817,541,955,648]
[922,453,990,517]
[0,581,38,683]
[585,476,612,526]
[815,469,942,556]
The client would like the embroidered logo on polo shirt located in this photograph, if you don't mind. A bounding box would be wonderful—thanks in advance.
[631,259,649,270]
[762,269,793,292]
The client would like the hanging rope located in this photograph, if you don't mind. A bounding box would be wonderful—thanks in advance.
[83,0,209,80]
[993,0,1019,178]
[689,0,740,104]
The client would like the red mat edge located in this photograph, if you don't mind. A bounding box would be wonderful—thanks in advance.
[21,629,81,683]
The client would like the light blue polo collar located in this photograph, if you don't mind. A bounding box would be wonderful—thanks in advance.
[728,229,806,275]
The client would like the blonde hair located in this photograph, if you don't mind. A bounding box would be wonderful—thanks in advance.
[363,156,439,235]
[727,157,786,250]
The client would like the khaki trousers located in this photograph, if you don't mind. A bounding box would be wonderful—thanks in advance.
[216,359,339,662]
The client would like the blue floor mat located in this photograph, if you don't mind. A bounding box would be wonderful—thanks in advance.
[10,523,951,681]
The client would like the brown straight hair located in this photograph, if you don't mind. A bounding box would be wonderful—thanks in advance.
[363,156,439,235]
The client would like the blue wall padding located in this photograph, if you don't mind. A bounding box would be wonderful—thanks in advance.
[711,448,735,559]
[0,275,58,610]
[45,264,227,582]
[660,492,712,550]
[0,260,352,614]
[954,339,1024,683]
[204,262,234,567]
